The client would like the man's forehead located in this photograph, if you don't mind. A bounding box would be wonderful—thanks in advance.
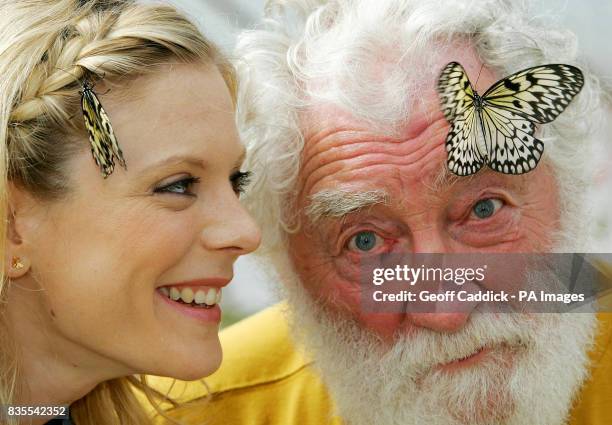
[295,41,510,205]
[297,114,451,200]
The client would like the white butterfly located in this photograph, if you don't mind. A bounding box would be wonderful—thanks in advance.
[437,62,584,176]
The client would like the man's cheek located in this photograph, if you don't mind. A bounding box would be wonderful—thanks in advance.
[290,234,361,296]
[519,210,560,250]
[295,252,362,299]
[289,233,412,339]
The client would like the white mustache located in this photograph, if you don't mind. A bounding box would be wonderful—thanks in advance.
[388,312,539,377]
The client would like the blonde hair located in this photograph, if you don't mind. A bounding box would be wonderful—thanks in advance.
[0,0,235,423]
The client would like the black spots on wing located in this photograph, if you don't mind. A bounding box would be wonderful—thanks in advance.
[513,99,522,109]
[463,80,470,90]
[526,73,538,85]
[83,110,95,127]
[504,79,521,91]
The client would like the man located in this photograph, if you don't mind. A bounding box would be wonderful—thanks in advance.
[152,1,612,424]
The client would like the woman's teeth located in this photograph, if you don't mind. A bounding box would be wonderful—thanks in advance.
[159,286,221,308]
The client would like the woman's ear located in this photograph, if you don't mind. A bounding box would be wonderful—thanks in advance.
[5,182,37,278]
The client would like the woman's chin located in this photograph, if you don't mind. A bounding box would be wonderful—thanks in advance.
[155,342,223,381]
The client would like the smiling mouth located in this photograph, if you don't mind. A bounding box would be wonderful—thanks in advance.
[158,286,221,309]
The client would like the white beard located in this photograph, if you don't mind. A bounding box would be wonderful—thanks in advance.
[265,175,599,425]
[274,256,597,425]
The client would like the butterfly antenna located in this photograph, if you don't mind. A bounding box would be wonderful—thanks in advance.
[474,64,484,89]
[53,66,89,89]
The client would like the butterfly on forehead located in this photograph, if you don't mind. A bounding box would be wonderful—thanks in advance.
[436,61,584,176]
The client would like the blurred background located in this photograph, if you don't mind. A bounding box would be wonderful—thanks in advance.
[156,0,612,326]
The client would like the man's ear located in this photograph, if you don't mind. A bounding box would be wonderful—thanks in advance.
[5,182,38,278]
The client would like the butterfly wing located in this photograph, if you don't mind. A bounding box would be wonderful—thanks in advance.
[81,87,127,178]
[482,64,584,124]
[437,62,485,176]
[437,61,476,121]
[445,105,486,176]
[480,105,544,174]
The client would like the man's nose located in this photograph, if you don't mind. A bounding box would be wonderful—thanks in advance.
[407,280,480,333]
[408,312,471,333]
[406,230,475,333]
[411,229,448,253]
[200,194,261,255]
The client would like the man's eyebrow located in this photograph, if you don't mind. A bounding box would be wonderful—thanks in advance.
[428,165,523,194]
[305,188,390,225]
[430,164,462,192]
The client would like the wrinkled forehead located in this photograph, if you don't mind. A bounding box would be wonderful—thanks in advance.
[296,41,500,198]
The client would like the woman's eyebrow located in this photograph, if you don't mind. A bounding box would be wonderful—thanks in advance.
[142,155,206,171]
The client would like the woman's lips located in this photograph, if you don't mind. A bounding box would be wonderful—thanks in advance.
[155,277,231,324]
[156,288,222,323]
[160,277,231,288]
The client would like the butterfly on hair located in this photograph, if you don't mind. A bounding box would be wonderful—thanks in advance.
[80,80,127,178]
[437,62,584,176]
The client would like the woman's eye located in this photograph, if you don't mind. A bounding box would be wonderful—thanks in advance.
[471,198,503,219]
[347,231,382,252]
[154,177,200,196]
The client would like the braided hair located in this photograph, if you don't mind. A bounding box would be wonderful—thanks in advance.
[0,1,233,423]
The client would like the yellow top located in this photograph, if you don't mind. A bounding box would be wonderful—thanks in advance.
[147,303,612,425]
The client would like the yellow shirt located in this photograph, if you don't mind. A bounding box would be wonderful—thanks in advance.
[149,303,612,425]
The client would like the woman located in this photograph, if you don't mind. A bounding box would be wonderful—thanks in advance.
[0,0,261,424]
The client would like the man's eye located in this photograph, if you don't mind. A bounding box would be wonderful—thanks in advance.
[471,198,503,219]
[347,231,382,252]
[154,177,200,196]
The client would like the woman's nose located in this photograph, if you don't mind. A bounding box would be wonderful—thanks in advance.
[200,195,261,255]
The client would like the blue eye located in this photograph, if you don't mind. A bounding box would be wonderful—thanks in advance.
[472,198,502,219]
[348,231,380,252]
[154,177,200,196]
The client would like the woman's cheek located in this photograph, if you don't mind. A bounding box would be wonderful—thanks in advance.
[139,209,198,252]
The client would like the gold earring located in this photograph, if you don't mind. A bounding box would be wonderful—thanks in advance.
[11,257,24,270]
